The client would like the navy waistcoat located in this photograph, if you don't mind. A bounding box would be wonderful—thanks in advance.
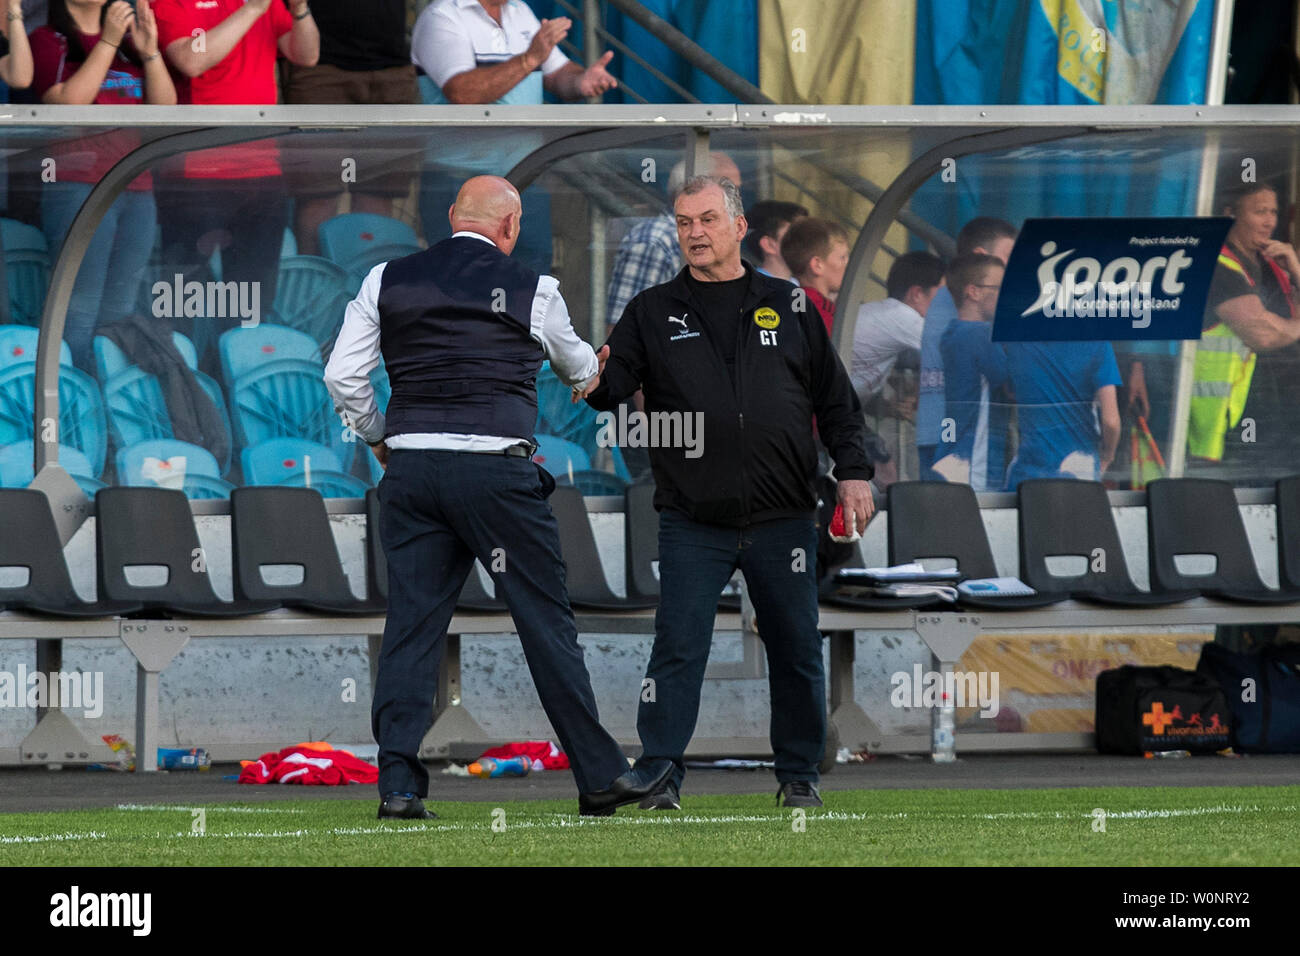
[378,236,544,440]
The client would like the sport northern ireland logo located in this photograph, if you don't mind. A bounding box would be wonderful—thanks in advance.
[992,217,1232,342]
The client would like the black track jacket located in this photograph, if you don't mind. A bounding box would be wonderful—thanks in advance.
[586,263,872,526]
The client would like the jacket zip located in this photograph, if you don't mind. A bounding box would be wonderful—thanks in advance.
[677,281,757,523]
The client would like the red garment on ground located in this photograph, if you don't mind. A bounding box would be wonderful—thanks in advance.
[238,743,379,785]
[479,741,570,771]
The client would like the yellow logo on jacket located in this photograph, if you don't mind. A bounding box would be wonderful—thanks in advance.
[753,307,780,330]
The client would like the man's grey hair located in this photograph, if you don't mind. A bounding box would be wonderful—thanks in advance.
[677,175,745,221]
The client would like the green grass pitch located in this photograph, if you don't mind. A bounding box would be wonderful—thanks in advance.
[3,785,1298,866]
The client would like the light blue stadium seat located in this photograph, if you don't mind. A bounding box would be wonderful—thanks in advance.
[116,439,234,499]
[241,437,365,497]
[102,366,234,475]
[0,440,99,495]
[242,436,341,483]
[0,326,72,369]
[229,358,348,462]
[269,256,353,352]
[557,470,630,496]
[1,219,51,327]
[281,227,298,259]
[317,213,420,288]
[218,323,322,391]
[0,363,106,476]
[533,433,591,479]
[94,330,201,383]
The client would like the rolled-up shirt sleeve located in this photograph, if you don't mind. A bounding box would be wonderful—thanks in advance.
[532,274,598,387]
[324,263,387,445]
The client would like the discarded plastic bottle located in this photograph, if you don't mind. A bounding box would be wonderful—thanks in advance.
[1143,750,1191,759]
[467,755,532,778]
[932,693,956,764]
[158,747,211,771]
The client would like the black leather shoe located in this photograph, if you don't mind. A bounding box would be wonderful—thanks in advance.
[378,792,437,820]
[638,778,680,810]
[777,780,823,808]
[578,762,673,817]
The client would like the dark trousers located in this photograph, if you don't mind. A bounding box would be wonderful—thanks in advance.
[154,177,288,373]
[373,448,629,796]
[634,510,825,789]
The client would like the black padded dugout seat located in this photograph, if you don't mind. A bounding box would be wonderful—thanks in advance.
[888,481,1068,610]
[1147,478,1300,604]
[231,487,382,614]
[0,488,140,617]
[1017,479,1197,606]
[96,487,280,617]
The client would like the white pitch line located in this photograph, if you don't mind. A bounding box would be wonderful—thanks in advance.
[165,825,441,839]
[114,804,305,814]
[0,831,107,845]
[5,804,1291,846]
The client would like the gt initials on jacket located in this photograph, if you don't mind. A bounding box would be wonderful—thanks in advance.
[587,264,873,526]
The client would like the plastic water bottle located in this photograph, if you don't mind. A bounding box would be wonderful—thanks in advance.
[157,747,211,771]
[467,755,532,778]
[932,692,956,764]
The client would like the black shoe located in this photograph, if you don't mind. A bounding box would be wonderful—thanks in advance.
[777,781,823,808]
[579,762,673,817]
[638,778,681,810]
[378,792,437,820]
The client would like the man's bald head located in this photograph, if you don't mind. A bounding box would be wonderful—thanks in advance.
[449,176,524,254]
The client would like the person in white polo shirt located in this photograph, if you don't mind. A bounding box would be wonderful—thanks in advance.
[412,0,617,105]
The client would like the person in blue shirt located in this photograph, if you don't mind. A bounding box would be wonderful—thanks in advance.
[935,253,1010,489]
[1003,340,1122,490]
[917,217,1017,475]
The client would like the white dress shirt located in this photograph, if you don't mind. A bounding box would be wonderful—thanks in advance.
[323,231,599,451]
[412,0,570,96]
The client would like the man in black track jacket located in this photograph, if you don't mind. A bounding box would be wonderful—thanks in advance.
[586,175,875,809]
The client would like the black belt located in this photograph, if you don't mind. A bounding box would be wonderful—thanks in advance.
[502,444,535,458]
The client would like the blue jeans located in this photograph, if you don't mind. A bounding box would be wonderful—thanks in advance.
[373,449,629,797]
[635,510,825,789]
[42,185,157,373]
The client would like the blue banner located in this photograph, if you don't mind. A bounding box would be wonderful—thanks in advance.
[991,217,1232,342]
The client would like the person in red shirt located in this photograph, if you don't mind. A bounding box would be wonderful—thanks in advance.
[31,0,174,371]
[780,216,850,334]
[149,0,318,365]
[781,216,898,486]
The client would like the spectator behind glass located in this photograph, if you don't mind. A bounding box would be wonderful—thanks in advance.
[0,1,33,90]
[933,254,1010,490]
[606,152,741,332]
[781,216,849,334]
[151,0,318,369]
[852,250,944,405]
[30,0,173,372]
[916,216,1016,474]
[411,1,618,274]
[284,0,417,256]
[742,199,807,281]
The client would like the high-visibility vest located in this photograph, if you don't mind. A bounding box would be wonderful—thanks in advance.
[1187,247,1293,461]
